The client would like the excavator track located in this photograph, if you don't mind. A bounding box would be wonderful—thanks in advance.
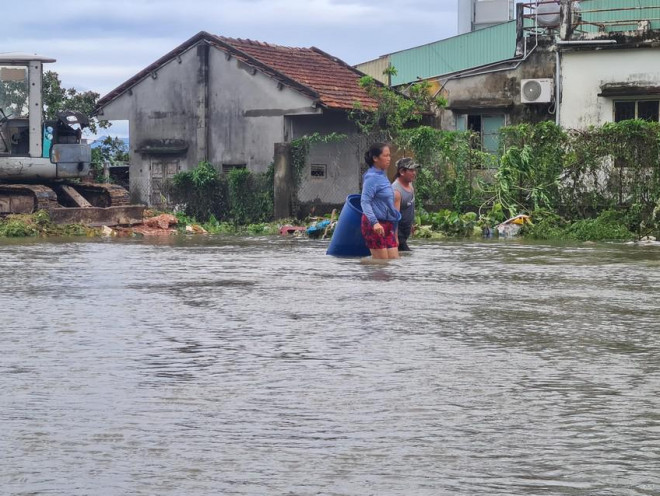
[57,182,132,208]
[0,182,144,226]
[0,184,60,214]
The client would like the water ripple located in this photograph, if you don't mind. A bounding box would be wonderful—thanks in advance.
[0,237,658,495]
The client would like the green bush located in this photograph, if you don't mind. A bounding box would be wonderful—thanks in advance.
[167,162,273,224]
[227,167,273,225]
[522,209,634,242]
[0,219,38,237]
[419,209,478,237]
[167,161,229,222]
[0,211,93,238]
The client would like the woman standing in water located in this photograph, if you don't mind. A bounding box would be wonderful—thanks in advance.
[360,143,400,259]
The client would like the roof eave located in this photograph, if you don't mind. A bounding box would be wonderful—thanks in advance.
[95,31,325,115]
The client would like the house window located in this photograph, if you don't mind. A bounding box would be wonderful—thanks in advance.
[456,113,505,156]
[614,100,659,122]
[222,163,246,174]
[310,164,326,179]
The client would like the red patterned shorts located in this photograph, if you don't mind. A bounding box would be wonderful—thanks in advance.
[361,215,398,250]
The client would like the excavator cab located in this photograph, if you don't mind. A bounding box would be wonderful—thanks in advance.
[0,53,144,225]
[0,62,29,156]
[0,54,91,178]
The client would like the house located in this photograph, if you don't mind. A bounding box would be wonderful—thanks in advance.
[95,31,379,211]
[356,0,660,151]
[356,12,554,154]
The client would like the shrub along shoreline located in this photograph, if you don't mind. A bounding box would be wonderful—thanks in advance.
[0,207,641,243]
[3,119,658,243]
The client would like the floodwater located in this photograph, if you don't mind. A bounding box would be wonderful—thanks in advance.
[1,235,659,496]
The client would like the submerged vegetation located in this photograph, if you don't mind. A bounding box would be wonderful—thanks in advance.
[0,211,97,238]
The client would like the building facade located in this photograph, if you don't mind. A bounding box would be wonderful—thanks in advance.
[95,32,378,211]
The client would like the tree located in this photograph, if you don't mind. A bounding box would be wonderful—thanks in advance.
[91,136,129,165]
[349,66,446,138]
[42,71,109,135]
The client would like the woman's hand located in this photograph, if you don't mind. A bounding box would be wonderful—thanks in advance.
[373,222,384,236]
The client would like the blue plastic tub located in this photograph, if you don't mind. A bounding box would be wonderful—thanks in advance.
[326,194,370,257]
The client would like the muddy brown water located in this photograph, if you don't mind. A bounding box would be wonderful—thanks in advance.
[1,236,659,495]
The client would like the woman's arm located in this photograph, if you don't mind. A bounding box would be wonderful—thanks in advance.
[360,179,379,226]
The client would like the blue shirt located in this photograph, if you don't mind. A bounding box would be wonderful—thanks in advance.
[361,167,400,226]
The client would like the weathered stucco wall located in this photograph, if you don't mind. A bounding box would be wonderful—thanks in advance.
[435,48,556,129]
[207,48,319,173]
[98,41,321,204]
[559,47,660,129]
[99,40,368,209]
[99,45,207,204]
[289,111,363,206]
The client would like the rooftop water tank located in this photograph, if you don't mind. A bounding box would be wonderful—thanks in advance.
[536,0,561,27]
[535,0,581,29]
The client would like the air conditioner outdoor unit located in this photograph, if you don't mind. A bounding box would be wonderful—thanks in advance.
[520,78,554,103]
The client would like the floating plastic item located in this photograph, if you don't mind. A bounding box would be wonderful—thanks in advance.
[279,225,306,235]
[326,194,370,257]
[307,219,331,236]
[496,214,532,237]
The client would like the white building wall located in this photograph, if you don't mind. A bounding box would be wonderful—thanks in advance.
[560,48,660,129]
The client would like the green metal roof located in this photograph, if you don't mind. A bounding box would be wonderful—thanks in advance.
[388,0,660,86]
[579,0,660,33]
[390,22,517,86]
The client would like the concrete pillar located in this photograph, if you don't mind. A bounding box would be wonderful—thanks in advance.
[196,43,210,164]
[515,3,525,57]
[559,0,574,41]
[273,142,292,219]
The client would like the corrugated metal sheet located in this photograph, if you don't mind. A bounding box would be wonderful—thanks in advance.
[579,0,660,32]
[384,0,660,87]
[390,21,517,86]
[354,56,391,84]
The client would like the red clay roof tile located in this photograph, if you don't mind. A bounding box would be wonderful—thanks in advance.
[217,36,378,110]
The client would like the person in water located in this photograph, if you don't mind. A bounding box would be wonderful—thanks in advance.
[392,157,420,252]
[360,143,401,259]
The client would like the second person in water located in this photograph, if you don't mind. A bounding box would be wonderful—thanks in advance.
[360,143,401,259]
[392,157,420,252]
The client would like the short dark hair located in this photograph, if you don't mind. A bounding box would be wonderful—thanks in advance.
[364,142,389,166]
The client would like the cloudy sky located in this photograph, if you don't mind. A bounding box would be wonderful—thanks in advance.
[3,0,459,137]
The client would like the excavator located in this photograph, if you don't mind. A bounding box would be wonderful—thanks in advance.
[0,52,144,225]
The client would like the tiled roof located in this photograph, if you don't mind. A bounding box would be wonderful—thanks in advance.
[96,31,379,112]
[217,36,378,110]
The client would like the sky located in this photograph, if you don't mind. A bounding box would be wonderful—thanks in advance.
[3,0,460,138]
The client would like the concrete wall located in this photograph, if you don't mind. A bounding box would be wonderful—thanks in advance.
[99,40,372,209]
[559,47,660,129]
[289,111,363,206]
[437,48,556,130]
[99,41,321,204]
[207,48,320,173]
[354,57,390,85]
[100,45,207,204]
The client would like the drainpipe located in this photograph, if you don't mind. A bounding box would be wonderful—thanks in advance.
[555,40,618,45]
[555,48,561,126]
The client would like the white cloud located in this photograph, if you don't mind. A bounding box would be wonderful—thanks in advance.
[5,0,458,138]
